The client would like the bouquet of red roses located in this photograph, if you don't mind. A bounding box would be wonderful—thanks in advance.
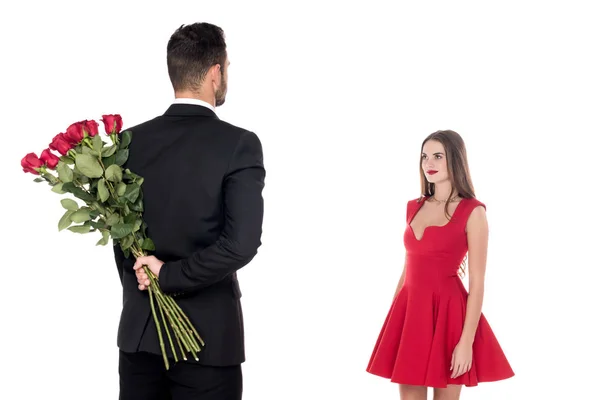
[21,114,204,370]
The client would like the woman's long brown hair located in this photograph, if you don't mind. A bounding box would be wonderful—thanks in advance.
[418,129,477,277]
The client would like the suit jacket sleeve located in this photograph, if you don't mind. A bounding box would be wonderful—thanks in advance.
[157,130,265,294]
[113,240,125,285]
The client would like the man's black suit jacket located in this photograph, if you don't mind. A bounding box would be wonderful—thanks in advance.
[113,103,265,366]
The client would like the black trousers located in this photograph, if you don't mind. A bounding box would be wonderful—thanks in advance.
[119,350,243,400]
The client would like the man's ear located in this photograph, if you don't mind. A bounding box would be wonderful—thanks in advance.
[211,64,222,82]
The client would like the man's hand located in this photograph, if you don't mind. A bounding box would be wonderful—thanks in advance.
[133,255,165,291]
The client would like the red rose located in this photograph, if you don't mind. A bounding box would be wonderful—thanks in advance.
[49,133,73,155]
[21,152,44,174]
[65,122,85,144]
[84,120,99,137]
[101,114,123,135]
[40,148,60,169]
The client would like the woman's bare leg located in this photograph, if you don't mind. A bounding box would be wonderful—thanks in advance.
[399,384,427,400]
[433,385,462,400]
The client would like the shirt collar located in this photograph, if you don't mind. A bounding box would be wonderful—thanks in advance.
[172,97,215,112]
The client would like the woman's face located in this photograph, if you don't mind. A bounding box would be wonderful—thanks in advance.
[421,139,449,184]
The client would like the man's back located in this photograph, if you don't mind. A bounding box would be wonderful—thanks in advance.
[114,102,265,366]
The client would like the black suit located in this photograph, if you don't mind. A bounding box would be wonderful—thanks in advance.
[114,102,265,399]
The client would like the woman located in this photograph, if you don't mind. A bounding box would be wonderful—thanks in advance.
[366,130,514,399]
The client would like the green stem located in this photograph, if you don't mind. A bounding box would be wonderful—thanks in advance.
[153,287,194,355]
[156,291,178,363]
[166,295,206,347]
[133,244,203,363]
[97,158,119,199]
[73,179,93,197]
[159,298,188,361]
[134,246,172,367]
[148,272,198,356]
[148,284,169,370]
[164,295,201,354]
[172,324,187,361]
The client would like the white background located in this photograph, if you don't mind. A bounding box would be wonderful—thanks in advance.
[1,1,599,399]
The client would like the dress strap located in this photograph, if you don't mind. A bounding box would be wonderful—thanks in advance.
[454,198,486,230]
[406,196,426,224]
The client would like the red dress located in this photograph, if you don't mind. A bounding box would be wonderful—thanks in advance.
[366,197,514,388]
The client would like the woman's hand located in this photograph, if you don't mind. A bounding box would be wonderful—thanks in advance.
[450,339,473,379]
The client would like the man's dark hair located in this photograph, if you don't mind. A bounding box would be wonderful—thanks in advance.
[167,23,227,92]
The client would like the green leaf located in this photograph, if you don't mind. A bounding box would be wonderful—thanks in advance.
[60,156,74,165]
[124,212,138,225]
[123,184,140,203]
[77,175,89,185]
[115,149,129,166]
[121,234,134,250]
[91,134,103,152]
[123,248,131,259]
[102,144,117,157]
[57,161,73,183]
[58,210,74,231]
[42,172,57,183]
[51,183,65,194]
[68,224,91,233]
[90,220,105,230]
[89,209,101,219]
[120,130,132,149]
[73,188,95,202]
[75,154,103,178]
[141,238,155,251]
[91,201,105,211]
[60,182,75,192]
[61,182,96,203]
[111,223,134,239]
[70,209,91,223]
[61,198,79,211]
[96,230,110,246]
[103,154,116,168]
[116,182,126,196]
[33,177,44,183]
[81,146,95,155]
[105,164,122,183]
[106,213,120,226]
[98,179,110,202]
[129,195,144,212]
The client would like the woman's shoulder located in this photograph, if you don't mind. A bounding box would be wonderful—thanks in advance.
[406,195,428,209]
[408,195,425,205]
[460,196,486,211]
[457,197,487,226]
[404,196,426,222]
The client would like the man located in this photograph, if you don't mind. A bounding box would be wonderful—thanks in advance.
[113,22,265,400]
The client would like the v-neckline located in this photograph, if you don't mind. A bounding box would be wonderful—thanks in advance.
[408,197,466,242]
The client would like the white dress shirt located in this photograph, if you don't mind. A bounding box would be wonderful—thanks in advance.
[172,97,215,112]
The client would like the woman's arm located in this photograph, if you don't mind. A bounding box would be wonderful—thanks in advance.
[451,205,489,378]
[460,205,489,344]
